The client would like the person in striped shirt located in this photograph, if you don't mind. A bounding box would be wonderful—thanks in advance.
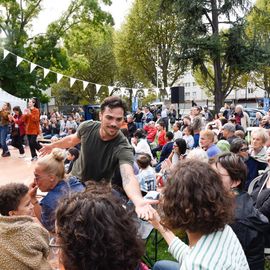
[150,160,249,270]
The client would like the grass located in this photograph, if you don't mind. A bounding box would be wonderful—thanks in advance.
[144,230,270,269]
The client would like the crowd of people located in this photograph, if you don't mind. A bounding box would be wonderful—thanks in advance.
[0,96,270,269]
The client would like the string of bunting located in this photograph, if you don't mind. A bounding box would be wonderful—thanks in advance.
[2,49,170,97]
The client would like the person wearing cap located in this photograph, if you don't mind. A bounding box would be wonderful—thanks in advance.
[222,123,238,144]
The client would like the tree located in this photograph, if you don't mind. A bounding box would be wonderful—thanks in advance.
[114,0,186,96]
[245,0,270,96]
[165,0,253,112]
[0,0,113,99]
[51,23,116,104]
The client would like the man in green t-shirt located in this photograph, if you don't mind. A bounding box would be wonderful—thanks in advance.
[40,96,156,220]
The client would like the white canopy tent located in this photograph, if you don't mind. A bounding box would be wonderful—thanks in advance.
[0,88,27,111]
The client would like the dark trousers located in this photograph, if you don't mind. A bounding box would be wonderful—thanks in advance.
[27,135,41,158]
[12,135,25,154]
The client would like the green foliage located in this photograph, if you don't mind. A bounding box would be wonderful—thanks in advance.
[114,0,186,91]
[245,0,270,95]
[51,23,116,104]
[0,0,113,101]
[165,0,252,112]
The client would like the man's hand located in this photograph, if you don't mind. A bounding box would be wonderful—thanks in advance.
[135,198,159,220]
[39,143,53,156]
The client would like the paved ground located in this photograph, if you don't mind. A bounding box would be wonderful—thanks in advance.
[0,146,36,186]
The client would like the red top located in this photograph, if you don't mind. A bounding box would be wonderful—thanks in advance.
[13,114,25,136]
[24,107,40,135]
[158,130,166,146]
[144,126,157,143]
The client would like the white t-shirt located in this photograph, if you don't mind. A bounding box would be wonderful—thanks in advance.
[136,166,156,192]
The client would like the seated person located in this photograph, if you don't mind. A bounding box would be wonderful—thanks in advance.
[136,153,156,195]
[150,161,249,270]
[182,126,194,149]
[55,188,145,270]
[0,183,52,270]
[29,148,85,232]
[159,131,174,163]
[143,121,157,143]
[155,132,174,173]
[65,147,80,174]
[212,153,268,270]
[131,129,154,161]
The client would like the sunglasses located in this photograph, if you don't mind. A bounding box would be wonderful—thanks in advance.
[240,147,249,152]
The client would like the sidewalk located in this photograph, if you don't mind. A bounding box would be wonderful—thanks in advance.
[0,146,36,186]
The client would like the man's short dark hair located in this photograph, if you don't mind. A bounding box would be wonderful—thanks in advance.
[101,96,127,115]
[166,131,174,141]
[56,191,144,270]
[0,183,29,216]
[162,161,233,235]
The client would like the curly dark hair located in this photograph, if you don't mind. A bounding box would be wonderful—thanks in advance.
[214,152,247,190]
[0,183,29,216]
[101,96,127,115]
[56,192,144,270]
[162,160,234,235]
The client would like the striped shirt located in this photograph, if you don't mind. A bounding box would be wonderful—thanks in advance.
[168,225,249,270]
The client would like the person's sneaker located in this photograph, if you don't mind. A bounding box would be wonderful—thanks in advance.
[2,152,11,157]
[31,156,38,161]
[19,153,26,158]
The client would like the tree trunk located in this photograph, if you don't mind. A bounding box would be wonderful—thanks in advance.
[211,0,223,114]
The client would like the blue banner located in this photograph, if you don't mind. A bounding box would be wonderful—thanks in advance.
[132,96,138,112]
[263,98,270,112]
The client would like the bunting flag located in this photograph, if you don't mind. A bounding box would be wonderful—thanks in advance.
[120,87,126,96]
[70,77,76,88]
[154,88,159,95]
[30,63,37,73]
[108,86,114,96]
[143,88,148,97]
[95,84,101,93]
[16,56,24,67]
[57,73,63,83]
[1,48,157,98]
[43,68,50,78]
[3,49,9,59]
[83,81,89,90]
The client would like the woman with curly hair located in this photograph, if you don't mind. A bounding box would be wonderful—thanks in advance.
[151,160,249,270]
[55,190,145,270]
[29,148,84,232]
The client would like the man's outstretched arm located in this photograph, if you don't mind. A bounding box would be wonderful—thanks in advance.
[120,163,158,220]
[39,133,81,156]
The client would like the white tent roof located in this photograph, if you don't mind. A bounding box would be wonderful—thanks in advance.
[0,88,27,111]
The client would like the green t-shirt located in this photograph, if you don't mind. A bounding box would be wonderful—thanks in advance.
[71,121,134,182]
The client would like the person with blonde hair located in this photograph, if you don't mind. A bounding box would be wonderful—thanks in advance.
[29,148,84,232]
[199,129,221,158]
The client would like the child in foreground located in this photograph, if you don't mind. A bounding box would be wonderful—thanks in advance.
[0,183,52,270]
